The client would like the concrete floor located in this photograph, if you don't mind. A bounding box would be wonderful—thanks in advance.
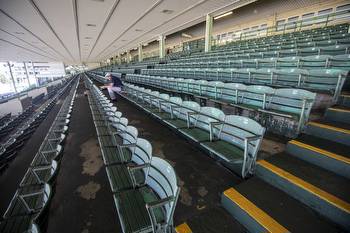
[0,86,71,217]
[45,80,121,233]
[114,93,246,232]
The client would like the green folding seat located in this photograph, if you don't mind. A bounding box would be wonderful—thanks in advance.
[193,80,208,96]
[31,144,62,167]
[114,157,180,233]
[298,47,320,56]
[98,117,128,165]
[0,216,39,233]
[263,50,279,58]
[228,59,243,68]
[257,57,277,68]
[297,41,316,49]
[179,107,225,142]
[242,59,258,69]
[276,56,300,68]
[281,44,297,50]
[106,138,152,193]
[239,85,275,111]
[200,115,265,178]
[337,37,350,45]
[305,69,348,101]
[250,68,274,85]
[279,49,298,57]
[20,160,58,187]
[328,54,350,69]
[320,44,349,56]
[231,68,255,83]
[220,83,246,104]
[272,68,307,87]
[315,39,337,47]
[3,183,51,221]
[151,94,171,118]
[263,88,316,132]
[166,101,200,129]
[206,81,224,99]
[299,55,330,69]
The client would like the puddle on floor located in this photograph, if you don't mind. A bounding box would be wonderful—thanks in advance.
[76,181,101,200]
[79,138,103,176]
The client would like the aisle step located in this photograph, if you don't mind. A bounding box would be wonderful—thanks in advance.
[305,120,350,146]
[257,155,350,230]
[325,106,350,124]
[287,134,350,179]
[222,178,340,233]
[339,94,350,108]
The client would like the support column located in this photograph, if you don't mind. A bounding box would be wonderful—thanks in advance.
[7,61,18,94]
[23,62,31,87]
[138,44,143,62]
[204,14,213,52]
[126,50,131,63]
[159,35,165,59]
[31,61,39,87]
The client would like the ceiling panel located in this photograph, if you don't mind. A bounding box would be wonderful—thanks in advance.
[78,0,117,61]
[0,0,257,63]
[33,0,80,61]
[1,0,73,61]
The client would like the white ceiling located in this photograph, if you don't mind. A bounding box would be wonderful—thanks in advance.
[0,0,256,64]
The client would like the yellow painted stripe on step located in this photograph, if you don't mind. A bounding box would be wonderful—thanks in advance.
[328,107,350,113]
[289,140,350,165]
[175,222,192,233]
[308,122,350,135]
[223,188,289,233]
[341,94,350,98]
[258,160,350,214]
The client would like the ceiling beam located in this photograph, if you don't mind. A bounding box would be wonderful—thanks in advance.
[0,9,67,61]
[100,0,208,60]
[72,0,81,61]
[28,0,76,61]
[93,0,164,60]
[0,27,59,59]
[0,38,55,60]
[86,0,121,61]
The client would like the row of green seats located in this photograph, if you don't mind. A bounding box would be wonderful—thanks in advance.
[214,24,349,51]
[125,74,316,134]
[141,67,346,100]
[122,82,265,178]
[85,77,180,233]
[157,54,350,70]
[0,77,79,233]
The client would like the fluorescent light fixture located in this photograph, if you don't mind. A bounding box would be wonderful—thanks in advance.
[181,33,192,39]
[214,11,233,20]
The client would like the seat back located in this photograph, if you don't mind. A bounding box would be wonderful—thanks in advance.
[220,83,246,103]
[132,138,152,171]
[242,85,275,109]
[216,115,265,155]
[174,101,200,121]
[146,157,179,225]
[194,107,225,131]
[270,88,316,122]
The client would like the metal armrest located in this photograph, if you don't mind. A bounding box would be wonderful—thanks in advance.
[146,196,175,209]
[186,111,197,128]
[209,121,224,141]
[127,163,149,171]
[245,135,262,142]
[118,143,137,148]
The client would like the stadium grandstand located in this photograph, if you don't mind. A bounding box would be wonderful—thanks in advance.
[0,0,349,232]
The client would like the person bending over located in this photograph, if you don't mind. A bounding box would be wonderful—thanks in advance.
[100,73,123,101]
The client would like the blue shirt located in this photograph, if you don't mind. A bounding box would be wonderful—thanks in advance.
[111,76,123,87]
